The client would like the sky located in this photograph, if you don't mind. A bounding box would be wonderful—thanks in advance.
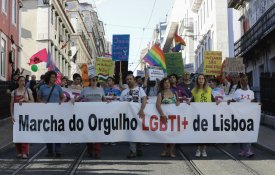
[79,0,175,71]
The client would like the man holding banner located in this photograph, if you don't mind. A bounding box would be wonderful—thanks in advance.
[120,74,147,158]
[37,71,65,157]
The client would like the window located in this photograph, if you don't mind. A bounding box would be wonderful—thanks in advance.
[203,2,205,24]
[1,38,7,78]
[211,0,213,10]
[208,37,211,50]
[2,0,8,14]
[12,0,17,24]
[207,0,209,17]
[51,8,54,25]
[55,14,58,30]
[198,16,200,33]
[200,10,202,29]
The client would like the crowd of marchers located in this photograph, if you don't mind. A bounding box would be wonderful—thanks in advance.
[7,70,255,159]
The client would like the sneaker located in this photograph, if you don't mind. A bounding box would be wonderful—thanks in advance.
[195,149,201,157]
[16,154,22,158]
[201,149,207,157]
[22,154,28,159]
[238,150,245,157]
[137,150,143,157]
[246,151,254,158]
[127,151,136,158]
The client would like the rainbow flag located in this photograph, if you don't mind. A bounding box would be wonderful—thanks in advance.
[143,44,166,72]
[171,33,186,52]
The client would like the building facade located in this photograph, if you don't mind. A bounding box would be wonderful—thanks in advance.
[66,0,95,79]
[228,0,275,114]
[192,0,239,72]
[0,0,22,81]
[79,2,107,57]
[178,0,195,69]
[21,0,74,77]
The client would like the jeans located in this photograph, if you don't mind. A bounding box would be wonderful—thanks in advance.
[46,143,61,154]
[129,142,142,153]
[240,143,252,152]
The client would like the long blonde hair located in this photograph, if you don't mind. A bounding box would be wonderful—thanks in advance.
[193,74,209,93]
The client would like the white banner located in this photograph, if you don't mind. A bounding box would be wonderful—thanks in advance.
[13,102,260,143]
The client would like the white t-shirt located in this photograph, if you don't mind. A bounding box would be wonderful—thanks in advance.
[120,86,146,103]
[233,89,254,102]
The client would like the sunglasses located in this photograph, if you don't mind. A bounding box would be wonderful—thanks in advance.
[92,78,98,82]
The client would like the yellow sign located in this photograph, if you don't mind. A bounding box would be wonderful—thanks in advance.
[96,58,115,82]
[81,64,89,87]
[203,51,222,76]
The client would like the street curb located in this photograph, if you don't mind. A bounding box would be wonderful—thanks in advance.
[254,142,275,156]
[0,117,11,124]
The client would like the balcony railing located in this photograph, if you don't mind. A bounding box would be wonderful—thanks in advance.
[191,0,203,13]
[80,31,94,58]
[179,18,194,34]
[234,3,275,57]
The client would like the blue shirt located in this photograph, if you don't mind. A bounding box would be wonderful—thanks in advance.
[104,87,121,97]
[38,84,63,103]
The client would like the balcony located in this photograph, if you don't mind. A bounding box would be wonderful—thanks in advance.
[179,18,194,34]
[80,31,94,58]
[234,3,275,57]
[191,0,203,13]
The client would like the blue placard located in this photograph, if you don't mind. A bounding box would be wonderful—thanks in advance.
[112,35,130,61]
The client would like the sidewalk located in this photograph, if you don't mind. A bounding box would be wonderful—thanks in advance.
[0,117,13,149]
[256,124,275,153]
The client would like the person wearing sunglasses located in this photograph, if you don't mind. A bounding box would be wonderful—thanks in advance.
[78,74,106,158]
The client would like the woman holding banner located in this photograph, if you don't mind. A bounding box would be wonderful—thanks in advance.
[10,76,34,159]
[229,75,255,158]
[156,78,180,158]
[77,75,106,158]
[191,74,216,158]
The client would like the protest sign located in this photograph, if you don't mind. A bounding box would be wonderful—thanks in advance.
[165,53,184,76]
[204,51,222,75]
[137,70,145,77]
[88,64,96,77]
[223,57,245,73]
[112,35,130,61]
[14,102,260,143]
[148,66,164,81]
[81,64,89,87]
[96,58,115,82]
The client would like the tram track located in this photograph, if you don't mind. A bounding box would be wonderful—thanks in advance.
[214,144,261,175]
[9,144,87,175]
[177,146,204,175]
[177,144,263,175]
[11,146,46,175]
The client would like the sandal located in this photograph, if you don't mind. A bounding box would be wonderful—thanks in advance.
[22,154,28,159]
[161,151,167,157]
[170,153,176,158]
